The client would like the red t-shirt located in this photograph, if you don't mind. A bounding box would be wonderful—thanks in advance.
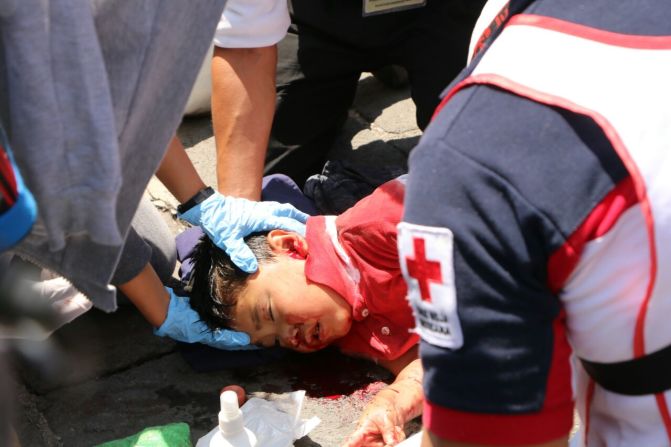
[304,178,418,361]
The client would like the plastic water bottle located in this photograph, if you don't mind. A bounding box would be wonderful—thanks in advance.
[196,391,258,447]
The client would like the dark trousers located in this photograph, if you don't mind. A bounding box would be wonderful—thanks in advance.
[264,0,486,186]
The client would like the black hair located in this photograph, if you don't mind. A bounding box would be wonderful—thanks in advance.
[188,232,276,331]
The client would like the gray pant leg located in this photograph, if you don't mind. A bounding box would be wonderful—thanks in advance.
[7,0,226,311]
[111,197,176,285]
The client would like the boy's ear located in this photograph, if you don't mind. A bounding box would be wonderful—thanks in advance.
[266,230,308,259]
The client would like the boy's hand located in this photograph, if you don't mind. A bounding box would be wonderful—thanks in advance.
[154,287,255,349]
[342,389,406,447]
[179,192,308,273]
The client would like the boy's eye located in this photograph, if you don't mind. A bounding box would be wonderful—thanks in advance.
[267,297,274,321]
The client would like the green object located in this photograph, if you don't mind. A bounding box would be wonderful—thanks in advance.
[95,422,192,447]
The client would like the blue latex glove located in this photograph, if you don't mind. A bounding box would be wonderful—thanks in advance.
[154,287,255,350]
[179,192,309,273]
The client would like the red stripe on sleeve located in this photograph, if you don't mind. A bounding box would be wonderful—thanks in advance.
[424,311,573,445]
[423,397,573,445]
[547,176,638,294]
[509,14,671,49]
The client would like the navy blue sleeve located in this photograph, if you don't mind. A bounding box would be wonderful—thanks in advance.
[402,84,627,443]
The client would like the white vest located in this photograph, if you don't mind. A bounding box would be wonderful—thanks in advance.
[459,14,671,447]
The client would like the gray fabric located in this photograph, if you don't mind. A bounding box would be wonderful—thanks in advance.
[0,0,121,250]
[0,0,226,311]
[111,196,176,286]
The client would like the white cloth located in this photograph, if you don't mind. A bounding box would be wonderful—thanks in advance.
[471,18,671,446]
[184,47,214,116]
[214,0,290,48]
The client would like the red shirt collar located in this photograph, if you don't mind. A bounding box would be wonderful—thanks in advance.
[304,215,367,321]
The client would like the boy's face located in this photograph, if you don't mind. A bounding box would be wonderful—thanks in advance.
[231,230,353,352]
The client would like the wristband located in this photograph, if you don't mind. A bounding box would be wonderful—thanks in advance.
[177,186,214,214]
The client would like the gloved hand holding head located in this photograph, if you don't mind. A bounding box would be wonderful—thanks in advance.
[178,192,309,273]
[154,287,254,350]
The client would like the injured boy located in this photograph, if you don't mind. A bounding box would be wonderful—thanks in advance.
[188,176,422,446]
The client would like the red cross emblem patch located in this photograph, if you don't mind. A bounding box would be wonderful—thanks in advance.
[405,237,442,303]
[397,222,463,349]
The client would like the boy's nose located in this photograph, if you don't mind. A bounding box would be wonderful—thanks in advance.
[283,325,301,348]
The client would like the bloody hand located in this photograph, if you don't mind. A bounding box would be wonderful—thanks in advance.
[341,390,406,447]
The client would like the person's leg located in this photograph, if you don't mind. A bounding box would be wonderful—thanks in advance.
[267,0,485,184]
[111,196,177,286]
[264,22,361,187]
[261,174,319,215]
[399,0,487,129]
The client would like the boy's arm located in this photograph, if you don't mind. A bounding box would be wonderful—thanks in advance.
[378,345,420,376]
[342,346,423,447]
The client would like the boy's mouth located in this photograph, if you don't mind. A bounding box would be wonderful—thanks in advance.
[305,321,328,350]
[288,322,325,350]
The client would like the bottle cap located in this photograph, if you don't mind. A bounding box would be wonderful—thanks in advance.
[219,390,244,435]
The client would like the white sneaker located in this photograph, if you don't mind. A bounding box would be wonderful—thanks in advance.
[0,273,92,340]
